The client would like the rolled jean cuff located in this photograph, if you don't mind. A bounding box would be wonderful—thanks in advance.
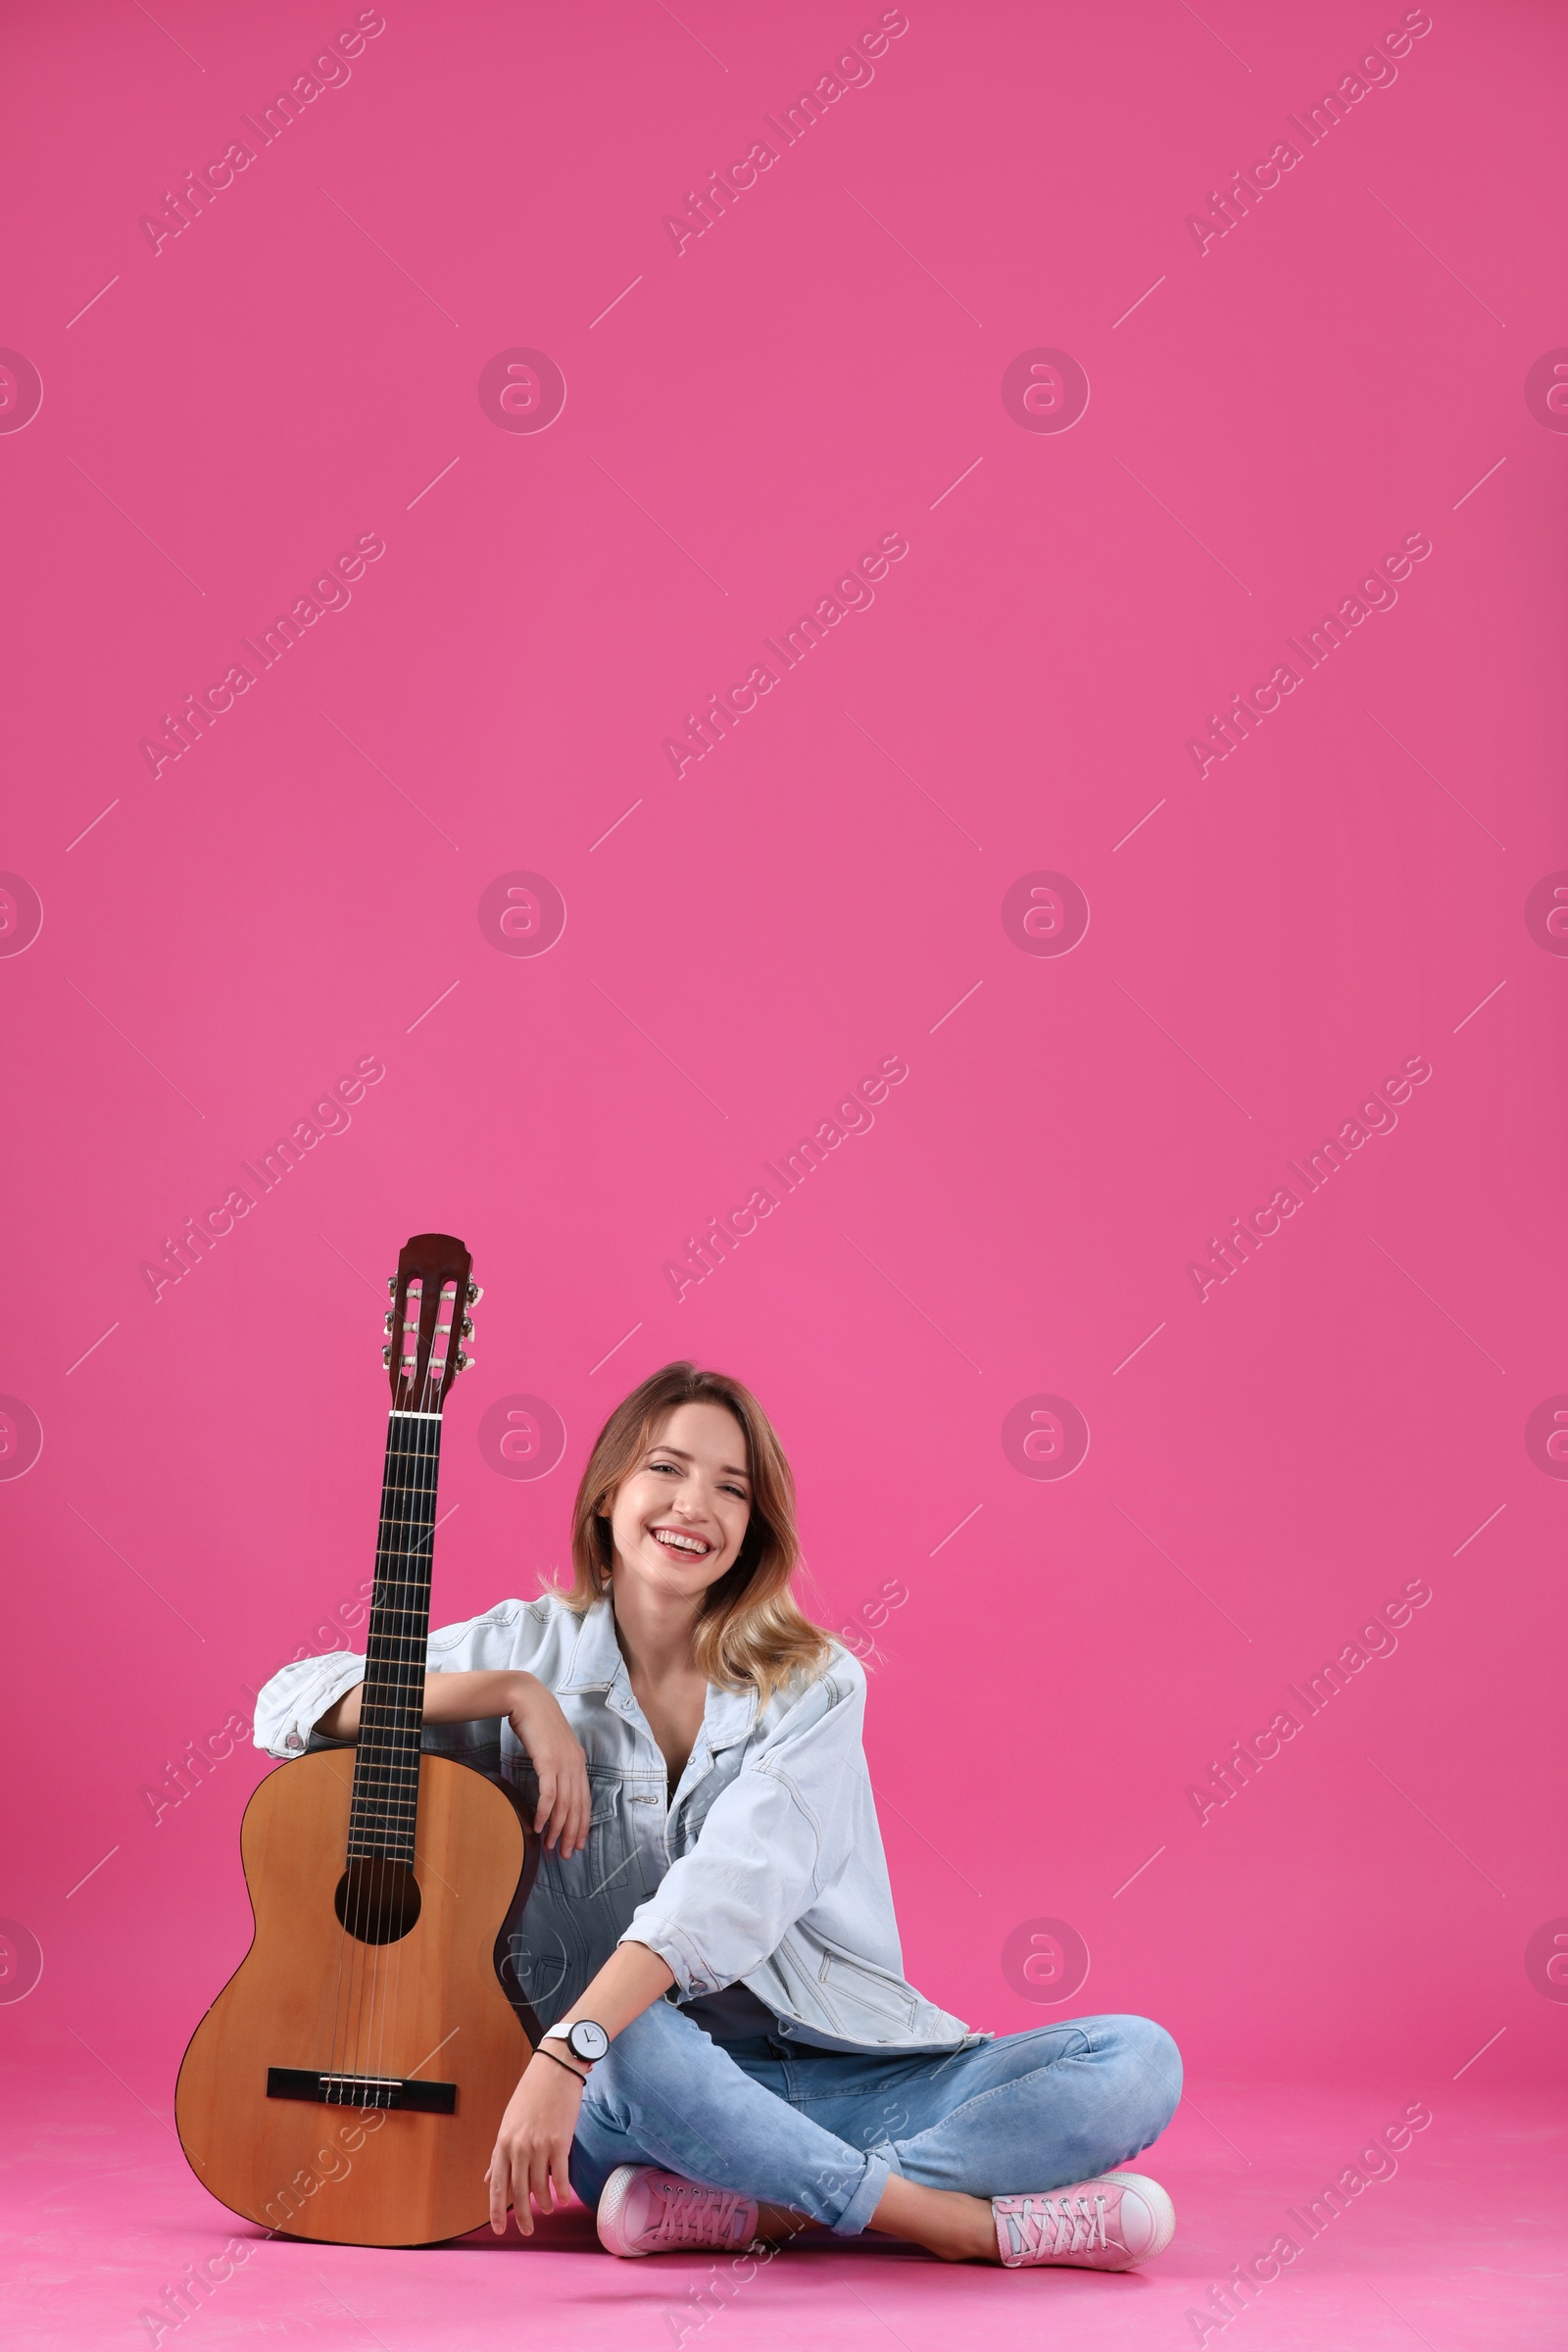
[829,2143,896,2236]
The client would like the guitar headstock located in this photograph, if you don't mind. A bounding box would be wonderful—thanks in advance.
[382,1233,481,1413]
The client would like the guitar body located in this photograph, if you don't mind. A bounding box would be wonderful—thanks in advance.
[175,1747,531,2246]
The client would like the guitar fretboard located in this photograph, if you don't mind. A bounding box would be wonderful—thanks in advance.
[347,1410,443,1864]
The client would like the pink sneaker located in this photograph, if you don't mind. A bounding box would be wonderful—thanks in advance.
[596,2165,760,2258]
[993,2171,1175,2270]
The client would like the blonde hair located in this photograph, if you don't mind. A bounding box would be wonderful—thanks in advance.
[561,1362,831,1704]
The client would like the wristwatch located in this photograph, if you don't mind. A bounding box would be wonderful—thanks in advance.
[541,2018,611,2067]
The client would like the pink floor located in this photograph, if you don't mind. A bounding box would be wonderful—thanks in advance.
[7,2059,1562,2350]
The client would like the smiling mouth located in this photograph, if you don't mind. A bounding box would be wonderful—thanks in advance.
[652,1527,713,1558]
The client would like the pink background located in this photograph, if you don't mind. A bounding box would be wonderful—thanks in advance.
[2,0,1565,2337]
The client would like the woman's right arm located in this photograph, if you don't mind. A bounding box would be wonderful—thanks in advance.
[315,1668,591,1857]
[316,1670,524,1740]
[315,1667,591,1858]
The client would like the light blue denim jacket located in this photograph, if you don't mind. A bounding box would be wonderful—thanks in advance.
[252,1592,977,2056]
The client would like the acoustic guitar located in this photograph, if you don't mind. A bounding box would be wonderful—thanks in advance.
[175,1232,533,2246]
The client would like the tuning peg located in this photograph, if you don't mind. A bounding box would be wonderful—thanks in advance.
[382,1345,393,1367]
[455,1349,470,1372]
[460,1314,474,1338]
[466,1281,482,1305]
[383,1312,395,1335]
[386,1276,397,1297]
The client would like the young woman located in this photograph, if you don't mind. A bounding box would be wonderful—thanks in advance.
[254,1362,1182,2268]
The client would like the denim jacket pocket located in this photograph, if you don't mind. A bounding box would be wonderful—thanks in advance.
[812,1938,921,2035]
[514,1765,662,1906]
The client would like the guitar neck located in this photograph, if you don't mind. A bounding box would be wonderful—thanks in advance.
[347,1408,444,1863]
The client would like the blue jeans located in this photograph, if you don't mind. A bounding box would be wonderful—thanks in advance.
[569,2000,1182,2235]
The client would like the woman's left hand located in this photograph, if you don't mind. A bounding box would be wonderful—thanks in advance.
[485,2050,585,2234]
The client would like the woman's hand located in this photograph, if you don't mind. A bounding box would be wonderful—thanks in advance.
[315,1668,591,1854]
[506,1672,592,1858]
[486,2050,584,2234]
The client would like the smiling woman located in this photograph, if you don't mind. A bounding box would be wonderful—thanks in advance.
[566,1364,827,1704]
[255,1356,1181,2272]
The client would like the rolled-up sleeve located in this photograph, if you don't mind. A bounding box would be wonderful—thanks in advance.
[251,1597,548,1761]
[619,1660,866,1998]
[253,1650,367,1759]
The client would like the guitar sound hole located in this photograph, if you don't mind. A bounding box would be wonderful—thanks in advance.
[334,1859,422,1945]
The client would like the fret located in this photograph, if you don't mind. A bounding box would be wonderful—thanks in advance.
[347,1412,447,1853]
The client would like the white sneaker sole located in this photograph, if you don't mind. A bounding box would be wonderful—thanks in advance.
[1098,2171,1177,2263]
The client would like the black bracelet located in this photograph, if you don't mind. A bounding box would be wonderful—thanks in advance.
[536,2044,588,2085]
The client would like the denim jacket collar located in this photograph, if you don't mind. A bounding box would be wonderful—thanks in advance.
[557,1595,759,1756]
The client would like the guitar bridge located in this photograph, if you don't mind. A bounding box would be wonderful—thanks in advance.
[266,2066,457,2114]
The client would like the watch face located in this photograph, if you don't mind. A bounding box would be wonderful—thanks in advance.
[567,2021,610,2063]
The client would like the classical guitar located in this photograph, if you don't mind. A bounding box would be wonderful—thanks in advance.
[175,1233,532,2246]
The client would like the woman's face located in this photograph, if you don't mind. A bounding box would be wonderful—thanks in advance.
[607,1401,754,1607]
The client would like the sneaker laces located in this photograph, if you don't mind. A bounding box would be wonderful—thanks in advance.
[1004,2190,1112,2260]
[650,2181,746,2246]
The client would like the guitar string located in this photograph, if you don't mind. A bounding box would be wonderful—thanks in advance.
[377,1295,447,2107]
[364,1290,430,2095]
[371,1336,432,2102]
[383,1284,452,2101]
[319,1268,459,2120]
[346,1285,417,2102]
[379,1300,449,2105]
[349,1279,420,2099]
[327,1273,421,2105]
[322,1374,395,2104]
[365,1282,448,2107]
